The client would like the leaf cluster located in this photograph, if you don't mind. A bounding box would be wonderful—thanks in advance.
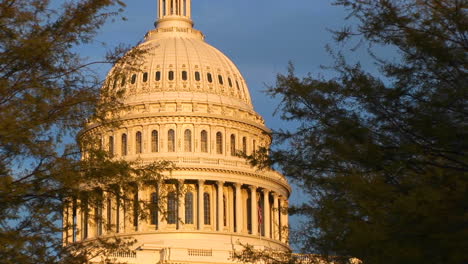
[263,1,467,264]
[0,1,171,264]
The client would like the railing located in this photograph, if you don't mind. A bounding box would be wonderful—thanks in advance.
[187,248,213,257]
[109,251,137,258]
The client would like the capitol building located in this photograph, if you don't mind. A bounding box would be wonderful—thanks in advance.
[63,1,292,263]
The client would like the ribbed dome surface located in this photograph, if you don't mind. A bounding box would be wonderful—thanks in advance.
[108,22,254,112]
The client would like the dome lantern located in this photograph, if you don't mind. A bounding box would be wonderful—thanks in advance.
[155,0,193,29]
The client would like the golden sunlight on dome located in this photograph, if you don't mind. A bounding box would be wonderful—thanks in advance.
[65,1,291,264]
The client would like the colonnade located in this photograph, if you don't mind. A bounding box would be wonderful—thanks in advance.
[63,179,289,245]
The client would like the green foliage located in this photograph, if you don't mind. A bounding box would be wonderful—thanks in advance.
[0,1,170,263]
[266,1,467,263]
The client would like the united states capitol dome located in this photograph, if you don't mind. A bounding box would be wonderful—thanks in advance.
[70,2,291,263]
[106,4,254,113]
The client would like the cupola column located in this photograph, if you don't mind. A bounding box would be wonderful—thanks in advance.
[157,0,192,21]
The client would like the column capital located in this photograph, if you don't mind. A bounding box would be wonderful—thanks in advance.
[234,182,242,188]
[248,185,257,191]
[262,188,270,194]
[198,179,205,184]
[216,181,225,186]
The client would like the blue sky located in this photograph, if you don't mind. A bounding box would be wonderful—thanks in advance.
[84,0,372,251]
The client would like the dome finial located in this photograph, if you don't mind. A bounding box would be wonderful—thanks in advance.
[156,0,193,28]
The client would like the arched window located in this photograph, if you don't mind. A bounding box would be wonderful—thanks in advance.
[218,75,224,85]
[151,130,159,152]
[143,72,148,82]
[207,73,213,83]
[203,192,211,225]
[223,195,227,226]
[252,140,256,154]
[168,129,175,152]
[195,71,201,81]
[185,192,193,224]
[121,76,126,87]
[150,192,158,225]
[184,129,192,152]
[135,131,142,154]
[182,71,188,81]
[228,77,233,87]
[242,137,247,154]
[155,71,161,81]
[230,134,236,156]
[121,134,127,156]
[167,191,177,224]
[216,132,223,154]
[108,136,114,155]
[168,71,174,80]
[131,74,137,84]
[200,130,208,153]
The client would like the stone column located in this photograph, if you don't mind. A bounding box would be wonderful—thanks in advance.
[197,180,205,230]
[75,204,82,241]
[262,189,271,238]
[138,187,147,232]
[157,182,167,231]
[117,192,125,233]
[186,0,191,18]
[279,197,288,242]
[282,199,289,244]
[217,181,224,231]
[177,180,184,230]
[63,200,73,244]
[249,186,258,235]
[272,193,279,240]
[234,183,242,233]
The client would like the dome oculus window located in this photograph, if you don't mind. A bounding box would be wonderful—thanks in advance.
[207,73,213,83]
[143,72,148,82]
[155,71,161,81]
[131,74,137,84]
[182,71,188,81]
[218,75,224,85]
[168,71,174,81]
[195,71,201,81]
